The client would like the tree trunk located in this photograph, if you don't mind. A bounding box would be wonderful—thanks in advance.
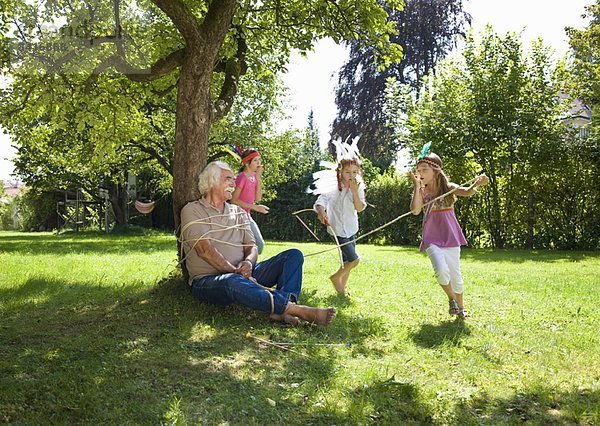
[109,180,129,227]
[171,54,217,283]
[172,61,212,233]
[148,0,236,279]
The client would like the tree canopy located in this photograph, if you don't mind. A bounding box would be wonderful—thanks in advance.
[387,27,599,249]
[331,0,470,168]
[1,0,405,243]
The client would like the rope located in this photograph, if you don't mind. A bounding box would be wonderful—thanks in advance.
[293,209,344,268]
[294,177,478,258]
[177,214,253,264]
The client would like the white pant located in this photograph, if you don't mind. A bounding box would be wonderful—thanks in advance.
[425,245,463,294]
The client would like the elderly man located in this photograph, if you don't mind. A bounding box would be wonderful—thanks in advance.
[181,161,336,326]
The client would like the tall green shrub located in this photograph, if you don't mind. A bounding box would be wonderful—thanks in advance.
[16,190,58,231]
[360,169,420,246]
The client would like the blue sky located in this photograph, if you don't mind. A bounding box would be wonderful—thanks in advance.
[0,0,592,181]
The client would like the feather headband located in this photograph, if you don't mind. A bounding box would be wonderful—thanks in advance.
[307,136,363,195]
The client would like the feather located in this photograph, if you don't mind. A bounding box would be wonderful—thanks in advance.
[419,142,432,159]
[308,135,363,195]
[226,144,243,160]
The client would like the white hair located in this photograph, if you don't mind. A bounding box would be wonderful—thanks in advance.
[198,161,232,195]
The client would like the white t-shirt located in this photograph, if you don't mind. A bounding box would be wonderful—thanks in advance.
[314,186,366,238]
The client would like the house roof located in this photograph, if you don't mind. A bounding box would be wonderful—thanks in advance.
[558,94,592,122]
[2,181,25,198]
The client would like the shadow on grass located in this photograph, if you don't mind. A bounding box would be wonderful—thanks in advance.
[0,230,176,255]
[460,248,599,264]
[0,272,385,424]
[455,387,600,425]
[297,288,391,358]
[410,319,471,348]
[300,377,433,424]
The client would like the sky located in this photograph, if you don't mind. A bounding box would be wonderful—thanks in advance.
[0,0,592,182]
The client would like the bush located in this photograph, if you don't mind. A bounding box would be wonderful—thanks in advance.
[16,189,59,231]
[0,197,19,230]
[360,169,421,246]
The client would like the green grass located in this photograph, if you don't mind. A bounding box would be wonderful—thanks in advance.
[1,230,599,425]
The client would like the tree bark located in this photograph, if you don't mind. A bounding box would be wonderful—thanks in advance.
[170,1,236,230]
[163,1,236,282]
[171,58,212,231]
[108,180,128,227]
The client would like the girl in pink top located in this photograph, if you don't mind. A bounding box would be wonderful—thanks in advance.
[231,148,269,254]
[409,151,489,318]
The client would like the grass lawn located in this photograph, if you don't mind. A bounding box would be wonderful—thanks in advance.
[0,229,599,425]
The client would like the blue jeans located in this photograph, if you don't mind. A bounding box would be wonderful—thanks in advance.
[337,235,359,263]
[191,249,303,315]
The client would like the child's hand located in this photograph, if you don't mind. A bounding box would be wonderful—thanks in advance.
[349,178,360,192]
[256,165,264,178]
[408,170,420,187]
[318,212,329,226]
[475,174,489,187]
[253,204,269,214]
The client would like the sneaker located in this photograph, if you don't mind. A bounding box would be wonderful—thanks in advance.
[458,308,469,319]
[448,298,460,315]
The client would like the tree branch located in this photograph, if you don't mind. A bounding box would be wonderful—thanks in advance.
[91,48,185,83]
[212,35,248,122]
[150,0,202,46]
[112,0,126,57]
[127,141,172,175]
[199,0,235,58]
[0,85,36,119]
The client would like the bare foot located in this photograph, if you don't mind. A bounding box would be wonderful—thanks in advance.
[339,270,350,290]
[329,270,346,295]
[285,304,336,326]
[270,313,302,326]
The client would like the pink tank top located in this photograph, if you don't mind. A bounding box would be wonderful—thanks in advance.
[420,194,467,251]
[235,172,257,215]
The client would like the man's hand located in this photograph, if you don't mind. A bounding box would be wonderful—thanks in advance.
[235,260,253,278]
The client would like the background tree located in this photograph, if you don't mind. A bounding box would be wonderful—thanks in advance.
[0,0,404,247]
[565,0,600,247]
[331,0,470,168]
[567,1,600,110]
[391,27,599,249]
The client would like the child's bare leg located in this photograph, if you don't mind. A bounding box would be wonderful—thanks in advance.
[440,282,456,300]
[455,292,464,309]
[454,292,468,318]
[329,266,346,294]
[440,282,460,315]
[339,258,360,291]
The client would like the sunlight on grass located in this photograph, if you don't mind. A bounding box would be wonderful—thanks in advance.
[1,231,599,424]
